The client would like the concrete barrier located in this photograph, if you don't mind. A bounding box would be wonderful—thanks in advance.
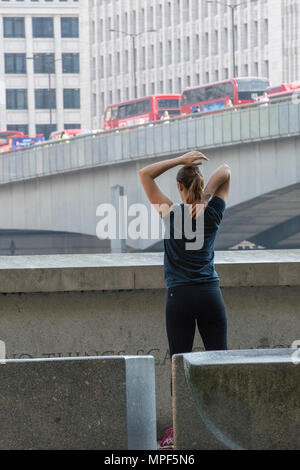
[173,349,300,450]
[0,356,157,450]
[0,251,299,438]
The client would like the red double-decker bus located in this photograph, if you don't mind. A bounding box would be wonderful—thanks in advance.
[266,82,300,102]
[180,77,271,115]
[104,94,181,130]
[267,82,300,96]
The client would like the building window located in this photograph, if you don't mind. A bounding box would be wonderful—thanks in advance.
[7,124,29,135]
[100,56,104,78]
[63,89,80,109]
[64,124,81,129]
[263,19,269,45]
[177,77,182,92]
[5,54,26,74]
[141,47,146,70]
[34,54,55,74]
[107,54,113,76]
[35,90,56,109]
[36,125,57,141]
[264,60,269,77]
[6,90,27,109]
[165,2,171,27]
[223,28,228,53]
[214,31,218,55]
[194,35,200,60]
[204,32,209,57]
[167,40,172,65]
[185,37,190,61]
[62,53,80,73]
[159,42,163,66]
[253,21,258,47]
[61,18,79,38]
[234,25,238,50]
[3,18,25,38]
[32,18,54,38]
[243,23,248,49]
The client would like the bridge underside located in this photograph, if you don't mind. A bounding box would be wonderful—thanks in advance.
[0,230,110,256]
[142,183,300,252]
[1,184,300,255]
[217,183,300,250]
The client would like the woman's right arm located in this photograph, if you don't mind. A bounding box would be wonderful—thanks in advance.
[203,164,231,203]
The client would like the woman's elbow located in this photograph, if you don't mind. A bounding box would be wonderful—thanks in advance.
[223,164,231,178]
[138,168,145,180]
[139,169,150,186]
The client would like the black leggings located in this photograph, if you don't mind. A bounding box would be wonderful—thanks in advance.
[166,281,228,357]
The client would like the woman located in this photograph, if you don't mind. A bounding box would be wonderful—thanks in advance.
[139,151,231,449]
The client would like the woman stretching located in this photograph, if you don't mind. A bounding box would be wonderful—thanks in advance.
[139,151,231,449]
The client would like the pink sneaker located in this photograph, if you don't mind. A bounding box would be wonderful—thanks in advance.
[159,428,174,450]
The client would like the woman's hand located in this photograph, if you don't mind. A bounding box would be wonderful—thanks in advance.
[178,151,209,167]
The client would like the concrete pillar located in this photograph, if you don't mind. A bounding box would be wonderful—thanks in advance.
[110,184,127,253]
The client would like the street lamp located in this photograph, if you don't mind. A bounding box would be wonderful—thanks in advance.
[109,28,157,99]
[27,55,62,130]
[206,0,257,78]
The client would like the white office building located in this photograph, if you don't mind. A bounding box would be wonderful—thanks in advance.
[0,0,299,135]
[83,0,300,129]
[0,0,92,138]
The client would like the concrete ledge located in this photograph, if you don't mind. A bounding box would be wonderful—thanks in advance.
[173,349,300,450]
[0,250,300,293]
[0,356,157,450]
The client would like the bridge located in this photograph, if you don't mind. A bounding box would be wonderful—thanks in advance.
[0,97,300,253]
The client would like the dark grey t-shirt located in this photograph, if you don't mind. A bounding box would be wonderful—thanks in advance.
[163,196,226,289]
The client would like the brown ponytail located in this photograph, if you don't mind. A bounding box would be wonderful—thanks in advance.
[177,166,204,205]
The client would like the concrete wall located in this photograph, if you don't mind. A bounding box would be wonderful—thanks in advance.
[0,356,157,450]
[0,251,299,437]
[173,349,300,450]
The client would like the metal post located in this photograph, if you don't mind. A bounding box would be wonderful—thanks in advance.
[206,0,247,78]
[109,29,157,101]
[132,35,137,99]
[48,71,52,127]
[231,6,236,77]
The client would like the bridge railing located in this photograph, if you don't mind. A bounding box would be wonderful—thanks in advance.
[0,97,300,185]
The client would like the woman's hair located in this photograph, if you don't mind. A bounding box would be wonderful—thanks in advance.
[176,166,205,205]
